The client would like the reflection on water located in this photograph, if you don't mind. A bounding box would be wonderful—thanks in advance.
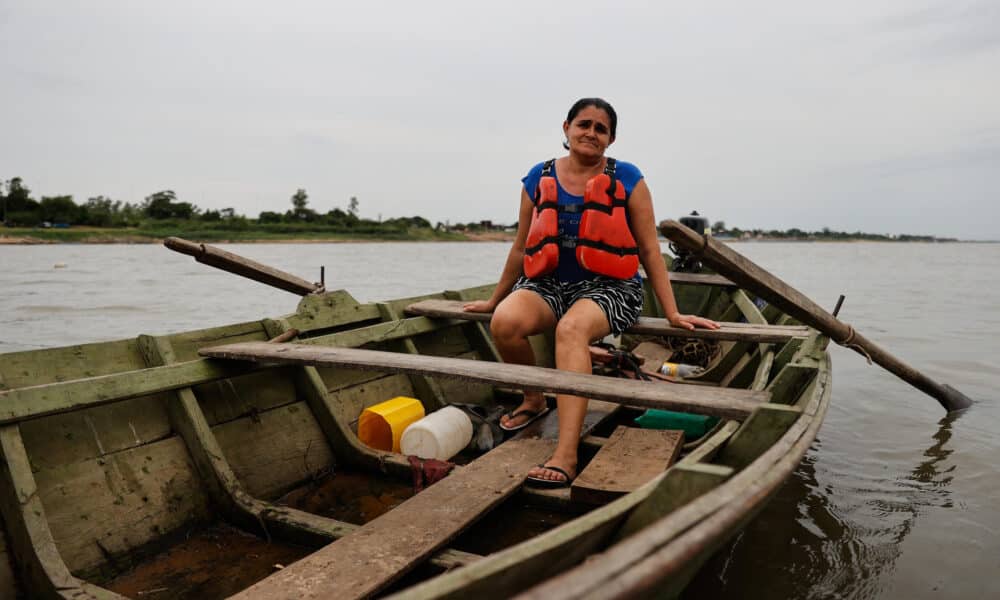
[684,411,961,599]
[1,241,999,599]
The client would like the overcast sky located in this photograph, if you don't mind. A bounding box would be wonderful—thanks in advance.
[2,1,998,239]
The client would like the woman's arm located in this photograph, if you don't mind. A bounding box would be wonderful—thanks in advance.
[628,179,719,331]
[463,187,535,312]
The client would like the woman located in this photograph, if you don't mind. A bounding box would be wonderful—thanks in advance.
[463,98,719,486]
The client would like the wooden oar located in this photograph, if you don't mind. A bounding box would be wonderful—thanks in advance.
[659,220,973,412]
[164,237,323,296]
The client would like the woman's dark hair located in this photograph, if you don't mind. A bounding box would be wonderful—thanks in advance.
[563,97,617,149]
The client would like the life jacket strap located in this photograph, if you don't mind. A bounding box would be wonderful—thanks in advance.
[580,198,628,215]
[576,237,640,257]
[542,158,555,177]
[533,158,557,205]
[524,235,562,256]
[604,157,618,199]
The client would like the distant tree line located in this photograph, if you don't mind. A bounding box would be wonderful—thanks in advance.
[710,221,955,243]
[0,177,143,227]
[0,177,434,234]
[0,177,953,241]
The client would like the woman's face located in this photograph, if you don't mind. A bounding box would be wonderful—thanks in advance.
[563,105,615,158]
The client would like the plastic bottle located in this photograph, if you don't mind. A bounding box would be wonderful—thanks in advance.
[659,361,703,378]
[400,406,474,460]
[357,396,425,453]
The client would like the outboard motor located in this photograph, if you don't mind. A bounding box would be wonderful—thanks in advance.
[670,211,710,272]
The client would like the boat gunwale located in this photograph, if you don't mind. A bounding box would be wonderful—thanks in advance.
[0,315,465,427]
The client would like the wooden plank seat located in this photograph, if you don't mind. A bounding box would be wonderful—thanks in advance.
[571,426,684,505]
[653,271,735,287]
[404,299,810,344]
[198,343,769,420]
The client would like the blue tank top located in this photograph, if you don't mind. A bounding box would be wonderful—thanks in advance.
[521,159,644,282]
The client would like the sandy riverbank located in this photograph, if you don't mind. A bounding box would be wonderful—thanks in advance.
[0,235,48,244]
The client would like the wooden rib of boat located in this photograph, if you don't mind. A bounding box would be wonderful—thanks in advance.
[0,263,831,599]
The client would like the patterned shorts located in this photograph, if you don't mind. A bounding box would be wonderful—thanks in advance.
[512,274,644,337]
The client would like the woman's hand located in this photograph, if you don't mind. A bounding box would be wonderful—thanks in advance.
[668,313,721,331]
[463,299,496,313]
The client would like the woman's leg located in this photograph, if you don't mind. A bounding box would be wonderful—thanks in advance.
[527,298,610,483]
[491,289,558,429]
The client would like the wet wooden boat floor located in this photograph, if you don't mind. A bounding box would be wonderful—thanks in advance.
[450,497,575,556]
[279,470,416,525]
[105,523,311,600]
[102,468,572,598]
[102,471,410,598]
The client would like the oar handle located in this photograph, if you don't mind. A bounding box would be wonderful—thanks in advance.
[164,237,323,296]
[659,220,973,412]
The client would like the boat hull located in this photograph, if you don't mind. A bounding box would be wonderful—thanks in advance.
[0,275,831,599]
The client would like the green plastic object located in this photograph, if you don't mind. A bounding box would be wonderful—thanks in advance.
[634,410,720,440]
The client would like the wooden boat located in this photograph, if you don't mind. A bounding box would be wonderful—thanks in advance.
[0,244,831,599]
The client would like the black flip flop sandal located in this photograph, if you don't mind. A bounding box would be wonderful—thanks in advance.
[525,464,574,488]
[498,406,550,432]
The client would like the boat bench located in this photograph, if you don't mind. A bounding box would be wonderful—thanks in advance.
[404,299,810,344]
[571,425,684,505]
[198,343,769,420]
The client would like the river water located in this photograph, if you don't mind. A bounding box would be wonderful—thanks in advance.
[1,241,998,599]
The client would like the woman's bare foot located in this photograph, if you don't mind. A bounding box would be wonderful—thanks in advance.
[499,392,547,430]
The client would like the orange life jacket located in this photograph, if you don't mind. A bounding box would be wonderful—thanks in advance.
[576,158,640,279]
[523,158,639,279]
[523,159,560,279]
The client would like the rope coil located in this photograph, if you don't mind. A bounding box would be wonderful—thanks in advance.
[835,324,873,365]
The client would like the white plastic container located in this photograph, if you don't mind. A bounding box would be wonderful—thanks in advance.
[400,406,473,461]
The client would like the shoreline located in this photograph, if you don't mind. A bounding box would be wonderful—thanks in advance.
[0,230,518,245]
[1,228,985,245]
[1,234,984,245]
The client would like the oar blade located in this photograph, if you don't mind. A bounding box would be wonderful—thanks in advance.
[941,384,974,412]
